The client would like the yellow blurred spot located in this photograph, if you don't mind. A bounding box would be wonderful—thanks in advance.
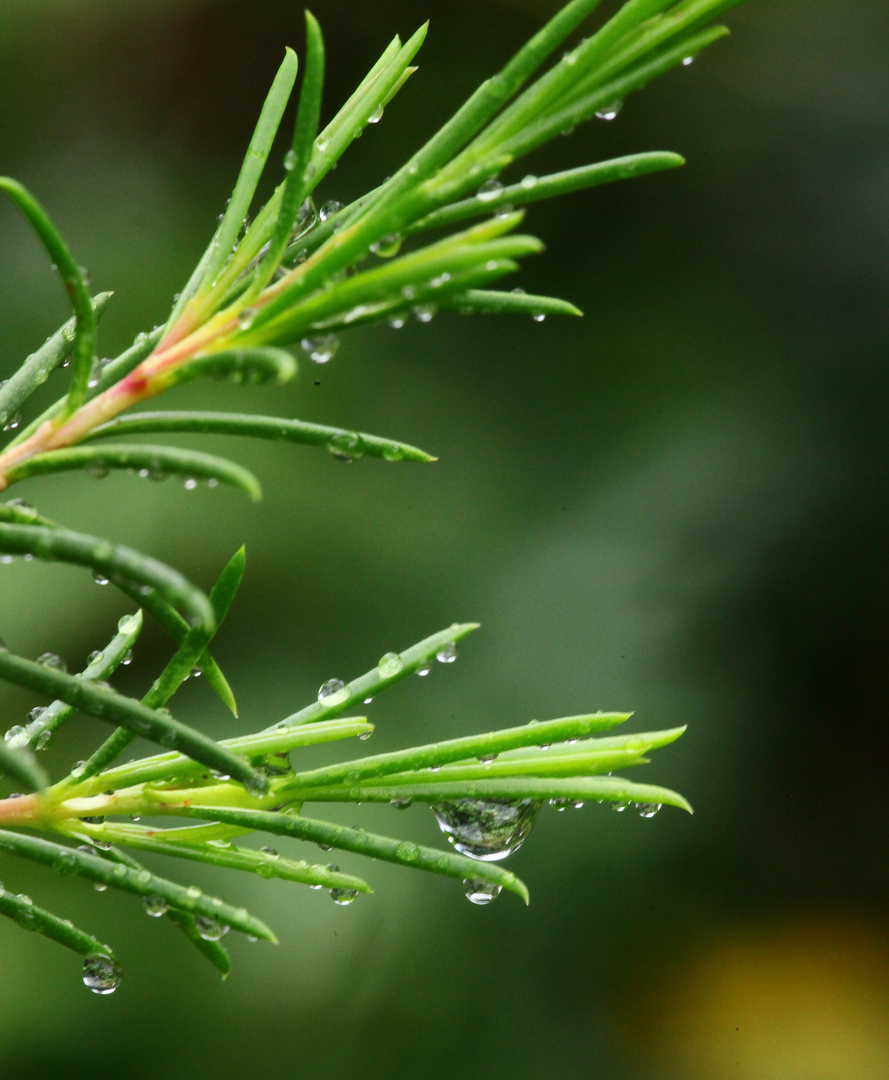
[635,912,889,1080]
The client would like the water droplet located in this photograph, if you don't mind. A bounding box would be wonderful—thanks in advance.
[195,915,229,941]
[92,570,109,586]
[682,55,695,66]
[390,798,412,809]
[27,706,46,725]
[477,179,503,202]
[595,100,623,121]
[358,728,373,740]
[370,233,401,258]
[368,103,384,124]
[2,409,22,432]
[300,333,339,364]
[319,200,343,222]
[82,954,122,995]
[318,678,349,705]
[4,726,29,750]
[118,613,140,634]
[549,798,570,811]
[416,664,431,677]
[314,135,330,153]
[532,312,546,323]
[329,886,359,906]
[327,431,364,462]
[436,641,458,664]
[387,313,406,329]
[430,272,451,289]
[478,753,497,766]
[70,761,87,778]
[431,799,541,861]
[562,49,578,66]
[36,652,66,673]
[463,879,502,905]
[237,307,257,330]
[283,148,298,171]
[143,894,168,917]
[413,303,436,323]
[520,175,538,191]
[377,652,403,678]
[185,885,202,901]
[637,802,661,818]
[611,801,629,812]
[182,477,199,491]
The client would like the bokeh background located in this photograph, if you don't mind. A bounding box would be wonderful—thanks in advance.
[2,0,888,1076]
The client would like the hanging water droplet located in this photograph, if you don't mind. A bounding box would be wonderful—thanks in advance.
[549,798,570,811]
[532,312,546,323]
[93,881,108,892]
[70,761,87,778]
[370,233,401,258]
[682,55,695,66]
[237,307,257,331]
[416,663,431,677]
[87,650,104,665]
[300,333,339,363]
[390,798,412,809]
[358,728,373,740]
[319,200,343,222]
[478,753,497,766]
[36,652,66,673]
[82,954,122,995]
[182,477,199,491]
[387,313,406,329]
[143,894,169,917]
[329,886,359,906]
[611,800,629,812]
[436,641,458,664]
[318,678,349,705]
[195,915,229,941]
[413,303,437,323]
[477,179,503,202]
[637,802,662,818]
[27,706,46,725]
[4,725,29,750]
[86,462,109,480]
[377,652,403,678]
[463,879,502,905]
[368,103,384,124]
[431,799,541,861]
[595,100,623,121]
[2,409,22,432]
[92,570,109,586]
[327,431,364,462]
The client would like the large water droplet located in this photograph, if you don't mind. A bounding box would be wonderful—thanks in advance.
[300,334,339,364]
[36,652,66,673]
[436,641,458,664]
[368,103,384,124]
[318,678,349,705]
[195,915,229,941]
[327,432,364,462]
[595,100,623,121]
[82,954,122,995]
[4,726,29,750]
[143,894,169,917]
[431,799,541,861]
[370,233,401,258]
[637,802,661,818]
[477,179,503,202]
[319,200,343,222]
[329,886,359,906]
[463,879,502,905]
[377,652,403,678]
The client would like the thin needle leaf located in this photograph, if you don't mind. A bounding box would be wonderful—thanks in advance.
[0,885,112,959]
[78,547,247,780]
[0,829,276,941]
[0,649,266,791]
[86,411,436,464]
[22,609,144,751]
[0,521,214,631]
[3,444,262,502]
[172,806,530,904]
[0,178,96,418]
[0,293,112,432]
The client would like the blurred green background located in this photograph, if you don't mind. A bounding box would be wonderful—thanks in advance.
[2,0,889,1076]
